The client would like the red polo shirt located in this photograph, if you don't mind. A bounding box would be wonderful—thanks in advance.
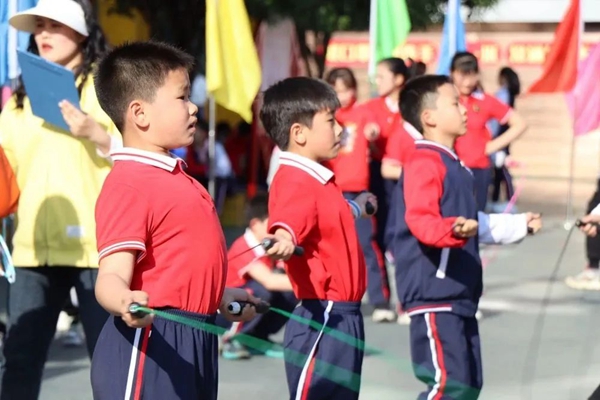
[226,229,275,288]
[455,92,512,169]
[95,148,227,314]
[382,121,423,168]
[362,96,401,161]
[268,152,366,302]
[328,101,371,192]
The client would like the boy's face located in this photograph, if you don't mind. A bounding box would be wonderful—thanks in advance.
[427,83,467,137]
[305,110,342,161]
[147,68,198,149]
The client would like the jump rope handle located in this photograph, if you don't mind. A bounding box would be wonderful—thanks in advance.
[227,300,271,316]
[359,191,376,216]
[365,201,376,216]
[128,302,148,319]
[575,219,600,228]
[261,238,304,256]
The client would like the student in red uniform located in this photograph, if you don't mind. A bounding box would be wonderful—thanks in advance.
[260,77,377,400]
[450,52,528,212]
[362,58,409,284]
[324,67,395,323]
[90,41,260,400]
[220,193,297,360]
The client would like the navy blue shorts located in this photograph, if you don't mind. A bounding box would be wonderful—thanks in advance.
[410,312,482,400]
[284,300,364,400]
[91,310,218,400]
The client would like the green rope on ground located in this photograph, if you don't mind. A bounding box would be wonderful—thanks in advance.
[131,305,481,397]
[132,305,362,392]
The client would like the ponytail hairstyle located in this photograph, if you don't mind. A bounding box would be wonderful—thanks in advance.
[498,67,521,108]
[378,57,409,82]
[14,0,109,109]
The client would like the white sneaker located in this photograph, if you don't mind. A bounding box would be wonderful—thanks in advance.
[565,269,600,290]
[372,308,396,323]
[397,312,411,325]
[56,311,73,334]
[475,310,483,320]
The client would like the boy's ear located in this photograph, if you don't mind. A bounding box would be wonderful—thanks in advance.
[421,109,436,129]
[290,122,307,145]
[129,100,149,129]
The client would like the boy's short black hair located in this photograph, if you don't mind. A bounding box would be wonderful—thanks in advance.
[400,75,452,133]
[94,41,195,132]
[260,77,340,150]
[246,193,269,225]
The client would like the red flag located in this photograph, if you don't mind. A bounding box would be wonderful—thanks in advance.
[528,0,581,93]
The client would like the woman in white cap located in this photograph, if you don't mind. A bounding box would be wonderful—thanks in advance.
[0,0,119,398]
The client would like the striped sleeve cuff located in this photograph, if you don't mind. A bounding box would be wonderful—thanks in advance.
[347,200,361,219]
[269,222,298,245]
[98,240,146,262]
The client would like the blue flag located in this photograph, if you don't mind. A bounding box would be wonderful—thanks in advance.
[1,0,38,87]
[436,0,467,75]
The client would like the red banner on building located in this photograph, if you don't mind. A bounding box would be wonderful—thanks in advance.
[325,36,598,69]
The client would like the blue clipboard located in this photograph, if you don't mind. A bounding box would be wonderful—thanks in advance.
[17,50,81,132]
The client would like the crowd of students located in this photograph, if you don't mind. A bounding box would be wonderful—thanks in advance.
[0,1,597,400]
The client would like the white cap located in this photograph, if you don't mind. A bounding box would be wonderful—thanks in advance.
[9,0,89,37]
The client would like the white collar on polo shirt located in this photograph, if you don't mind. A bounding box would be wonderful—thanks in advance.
[403,121,423,140]
[110,147,185,172]
[278,151,334,185]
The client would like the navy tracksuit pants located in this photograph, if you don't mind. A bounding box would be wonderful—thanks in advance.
[284,300,364,400]
[91,311,219,400]
[345,189,390,308]
[410,312,483,400]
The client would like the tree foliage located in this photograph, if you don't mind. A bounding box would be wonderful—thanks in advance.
[110,0,501,75]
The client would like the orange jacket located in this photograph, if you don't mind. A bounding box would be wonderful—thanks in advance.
[0,146,18,218]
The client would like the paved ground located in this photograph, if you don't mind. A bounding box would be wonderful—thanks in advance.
[31,210,600,399]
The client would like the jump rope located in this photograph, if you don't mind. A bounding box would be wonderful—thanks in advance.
[0,189,576,395]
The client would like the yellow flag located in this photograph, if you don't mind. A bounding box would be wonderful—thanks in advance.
[205,0,261,123]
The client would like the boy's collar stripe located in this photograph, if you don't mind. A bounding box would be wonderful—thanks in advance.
[279,152,334,185]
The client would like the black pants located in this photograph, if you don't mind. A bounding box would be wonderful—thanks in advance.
[0,267,109,400]
[586,179,600,268]
[491,166,515,203]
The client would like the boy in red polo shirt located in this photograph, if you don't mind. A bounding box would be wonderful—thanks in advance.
[91,41,260,400]
[220,193,297,360]
[260,77,377,400]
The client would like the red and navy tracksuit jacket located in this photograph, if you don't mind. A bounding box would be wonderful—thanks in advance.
[387,139,482,318]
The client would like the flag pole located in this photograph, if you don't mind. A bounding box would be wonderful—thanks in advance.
[564,97,577,229]
[208,95,216,199]
[564,0,583,230]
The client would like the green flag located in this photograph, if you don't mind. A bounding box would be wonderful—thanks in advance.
[368,0,412,77]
